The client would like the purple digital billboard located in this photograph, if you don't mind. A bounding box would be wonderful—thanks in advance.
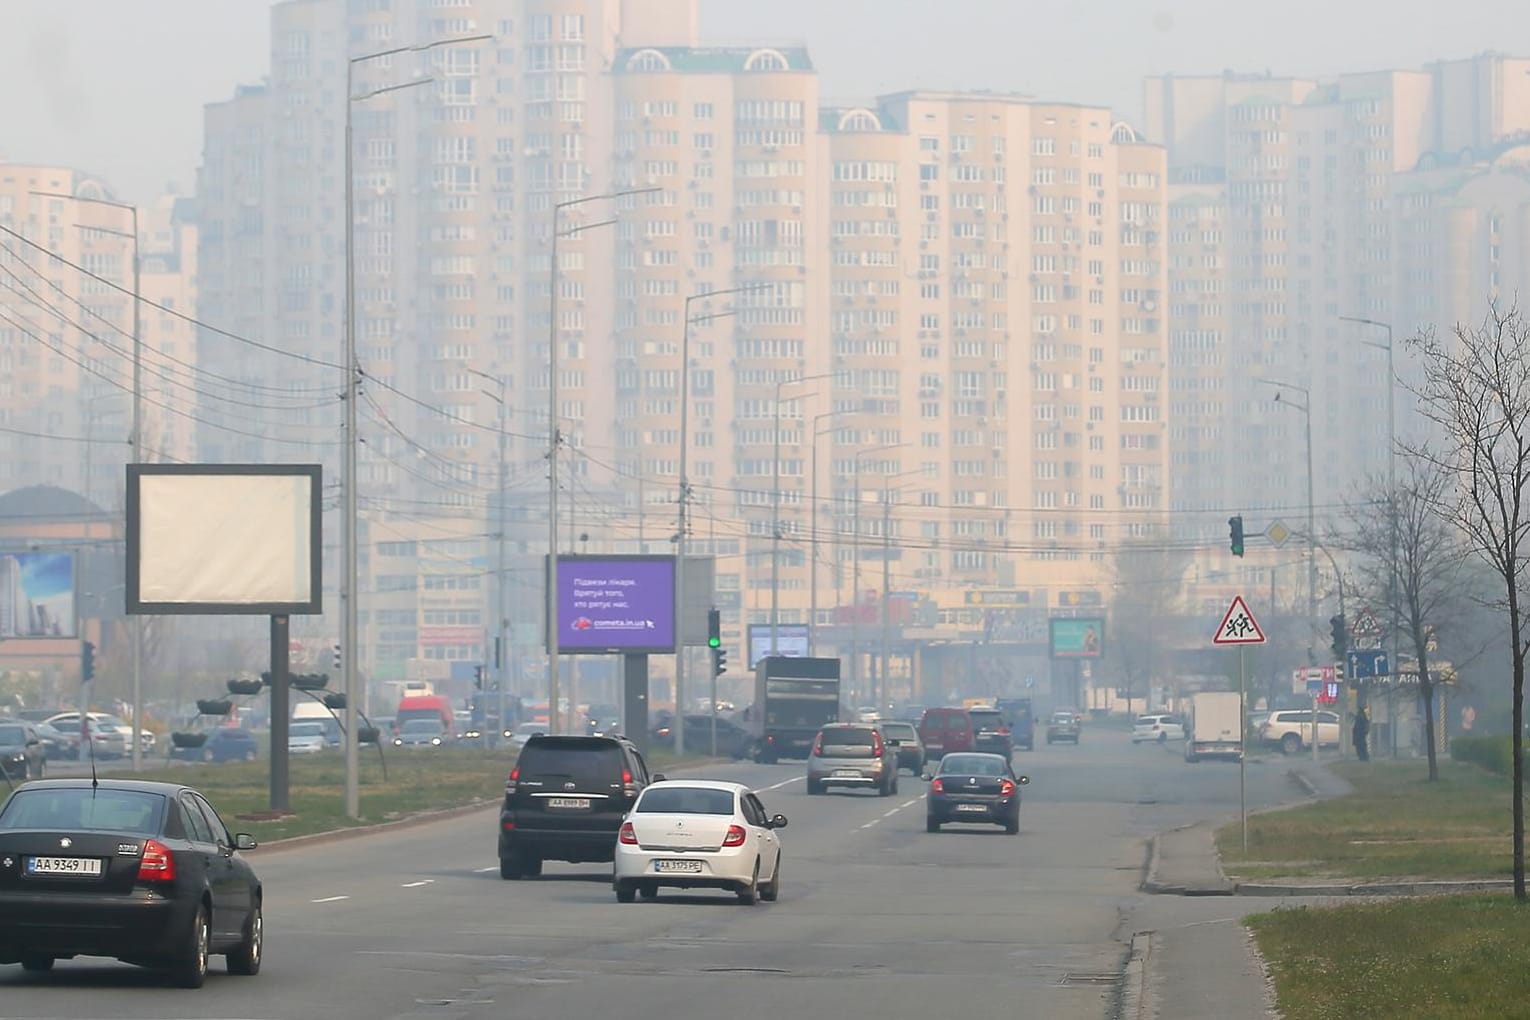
[551,555,676,654]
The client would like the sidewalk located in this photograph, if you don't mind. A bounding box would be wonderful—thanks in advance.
[1121,758,1413,1019]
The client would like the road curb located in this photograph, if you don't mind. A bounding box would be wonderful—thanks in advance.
[1233,878,1515,897]
[1116,930,1153,1020]
[1286,768,1321,798]
[245,755,733,855]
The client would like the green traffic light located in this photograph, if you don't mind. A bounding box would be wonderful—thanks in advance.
[708,636,720,648]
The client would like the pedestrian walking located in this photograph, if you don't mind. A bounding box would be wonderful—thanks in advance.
[1353,707,1370,761]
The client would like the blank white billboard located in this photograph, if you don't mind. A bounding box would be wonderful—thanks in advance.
[127,465,322,615]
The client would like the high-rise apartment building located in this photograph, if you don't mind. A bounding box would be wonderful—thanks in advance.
[1147,55,1530,613]
[0,164,197,508]
[197,1,1169,686]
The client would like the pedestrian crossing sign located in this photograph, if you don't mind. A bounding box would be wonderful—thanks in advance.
[1213,595,1266,645]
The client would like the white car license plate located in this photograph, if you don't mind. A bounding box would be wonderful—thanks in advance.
[655,860,703,874]
[547,797,590,810]
[955,804,988,813]
[26,855,103,876]
[834,769,860,777]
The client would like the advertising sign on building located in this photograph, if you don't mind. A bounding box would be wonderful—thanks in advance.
[0,551,76,639]
[1049,617,1105,659]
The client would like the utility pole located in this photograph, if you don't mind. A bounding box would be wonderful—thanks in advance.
[771,372,832,657]
[547,187,658,735]
[808,410,844,656]
[35,190,142,772]
[345,33,489,816]
[1344,316,1397,748]
[677,284,762,751]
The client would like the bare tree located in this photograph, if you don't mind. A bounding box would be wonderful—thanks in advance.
[1341,458,1476,781]
[1408,304,1530,900]
[1108,536,1192,713]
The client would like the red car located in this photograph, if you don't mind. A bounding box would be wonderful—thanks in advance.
[917,708,975,761]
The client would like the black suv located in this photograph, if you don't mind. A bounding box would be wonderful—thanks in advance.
[968,709,1014,757]
[499,735,654,880]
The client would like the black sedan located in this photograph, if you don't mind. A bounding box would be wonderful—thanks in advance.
[0,779,263,987]
[0,723,47,782]
[924,752,1029,835]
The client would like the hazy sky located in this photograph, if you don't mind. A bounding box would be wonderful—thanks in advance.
[0,0,1524,204]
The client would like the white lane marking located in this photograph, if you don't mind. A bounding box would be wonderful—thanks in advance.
[474,866,498,873]
[401,879,435,888]
[882,807,901,818]
[860,818,881,829]
[901,799,920,808]
[311,895,349,903]
[756,776,803,792]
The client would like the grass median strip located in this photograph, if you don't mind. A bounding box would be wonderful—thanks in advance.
[118,747,725,843]
[1217,760,1519,881]
[1249,895,1530,1020]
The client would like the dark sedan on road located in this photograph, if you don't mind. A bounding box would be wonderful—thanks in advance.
[0,723,47,782]
[0,779,263,986]
[1046,711,1081,745]
[924,752,1029,834]
[169,728,260,764]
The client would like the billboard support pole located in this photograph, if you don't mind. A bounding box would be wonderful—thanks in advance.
[622,653,648,757]
[269,614,291,814]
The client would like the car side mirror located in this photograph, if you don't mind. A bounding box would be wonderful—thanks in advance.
[920,772,933,782]
[234,833,258,851]
[651,773,666,783]
[770,814,788,829]
[1017,775,1031,785]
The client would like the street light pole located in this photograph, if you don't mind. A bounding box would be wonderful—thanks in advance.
[546,187,659,736]
[469,368,508,742]
[675,284,762,753]
[1343,316,1397,748]
[35,191,142,772]
[771,372,833,658]
[345,34,488,817]
[850,442,905,705]
[809,411,846,656]
[1265,379,1316,760]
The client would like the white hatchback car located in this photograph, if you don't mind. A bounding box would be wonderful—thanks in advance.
[1132,714,1186,743]
[614,780,786,905]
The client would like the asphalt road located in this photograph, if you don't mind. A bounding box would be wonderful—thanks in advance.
[0,727,1305,1019]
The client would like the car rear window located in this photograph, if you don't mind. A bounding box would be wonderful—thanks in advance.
[290,723,325,737]
[939,755,1007,777]
[0,725,26,744]
[518,738,625,786]
[636,787,735,815]
[0,788,165,835]
[969,711,1003,729]
[822,727,874,745]
[923,712,968,730]
[881,723,916,739]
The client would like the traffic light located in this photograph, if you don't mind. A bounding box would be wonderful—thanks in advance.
[473,665,485,690]
[707,608,721,649]
[712,647,728,677]
[332,643,342,670]
[81,641,95,684]
[1330,614,1348,660]
[1228,515,1245,557]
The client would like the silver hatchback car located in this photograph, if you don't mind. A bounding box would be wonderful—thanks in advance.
[805,723,898,796]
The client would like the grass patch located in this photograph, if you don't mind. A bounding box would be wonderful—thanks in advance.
[1217,760,1521,881]
[119,748,725,843]
[1249,895,1530,1020]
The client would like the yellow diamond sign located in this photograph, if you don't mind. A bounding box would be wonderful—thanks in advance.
[1266,520,1291,548]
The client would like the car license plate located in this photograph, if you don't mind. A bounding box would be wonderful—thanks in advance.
[655,860,703,874]
[547,797,590,810]
[834,769,860,778]
[955,804,988,813]
[26,856,103,877]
